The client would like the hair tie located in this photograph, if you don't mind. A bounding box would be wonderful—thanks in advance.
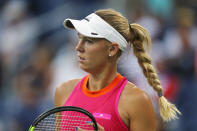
[158,91,163,97]
[129,24,136,43]
[129,24,133,32]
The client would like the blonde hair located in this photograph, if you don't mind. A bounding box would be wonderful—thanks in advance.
[95,9,181,121]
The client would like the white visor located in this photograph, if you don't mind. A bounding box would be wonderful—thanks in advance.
[63,13,128,51]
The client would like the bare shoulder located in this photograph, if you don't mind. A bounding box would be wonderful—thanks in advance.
[57,79,80,92]
[120,81,154,118]
[121,81,156,130]
[122,81,152,105]
[54,79,80,107]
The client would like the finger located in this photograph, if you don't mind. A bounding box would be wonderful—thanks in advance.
[75,127,84,131]
[86,121,104,131]
[97,123,105,131]
[75,126,93,131]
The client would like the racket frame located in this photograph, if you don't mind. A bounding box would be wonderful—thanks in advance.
[28,106,98,131]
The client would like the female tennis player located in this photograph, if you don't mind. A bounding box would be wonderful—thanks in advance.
[54,9,181,131]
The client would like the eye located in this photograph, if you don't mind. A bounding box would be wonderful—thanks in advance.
[85,38,94,44]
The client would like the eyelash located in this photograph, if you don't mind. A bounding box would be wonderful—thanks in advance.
[78,36,94,44]
[85,39,93,43]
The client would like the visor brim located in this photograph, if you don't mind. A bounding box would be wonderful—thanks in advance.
[64,19,104,38]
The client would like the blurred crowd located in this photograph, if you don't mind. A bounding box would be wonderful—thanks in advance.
[0,0,196,131]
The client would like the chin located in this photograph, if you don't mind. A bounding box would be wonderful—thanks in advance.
[79,65,94,73]
[79,64,89,71]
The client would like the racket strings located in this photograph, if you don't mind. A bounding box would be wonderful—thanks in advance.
[43,116,90,122]
[34,111,94,131]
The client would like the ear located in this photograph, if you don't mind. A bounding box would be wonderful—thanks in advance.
[108,43,119,57]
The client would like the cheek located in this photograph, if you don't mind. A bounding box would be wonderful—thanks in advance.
[87,47,108,61]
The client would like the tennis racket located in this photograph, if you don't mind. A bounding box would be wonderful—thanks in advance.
[28,106,98,131]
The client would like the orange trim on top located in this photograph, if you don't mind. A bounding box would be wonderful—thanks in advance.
[82,74,124,97]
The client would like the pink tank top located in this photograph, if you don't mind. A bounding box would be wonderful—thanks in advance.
[63,74,129,131]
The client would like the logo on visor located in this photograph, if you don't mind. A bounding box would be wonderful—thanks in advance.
[84,17,98,35]
[91,32,98,35]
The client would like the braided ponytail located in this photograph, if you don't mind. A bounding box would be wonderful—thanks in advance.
[129,23,181,121]
[94,8,181,121]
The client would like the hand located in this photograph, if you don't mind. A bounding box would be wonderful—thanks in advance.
[75,123,104,131]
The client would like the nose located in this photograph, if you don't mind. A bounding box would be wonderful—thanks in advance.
[75,40,85,52]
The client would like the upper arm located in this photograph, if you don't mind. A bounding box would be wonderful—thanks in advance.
[128,90,156,131]
[54,84,65,107]
[54,79,80,107]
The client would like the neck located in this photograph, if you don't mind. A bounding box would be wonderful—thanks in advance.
[87,63,118,91]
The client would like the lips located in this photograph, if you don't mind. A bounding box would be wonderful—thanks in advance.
[79,56,85,60]
[77,55,85,62]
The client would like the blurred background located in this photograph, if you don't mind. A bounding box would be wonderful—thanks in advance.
[0,0,196,130]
